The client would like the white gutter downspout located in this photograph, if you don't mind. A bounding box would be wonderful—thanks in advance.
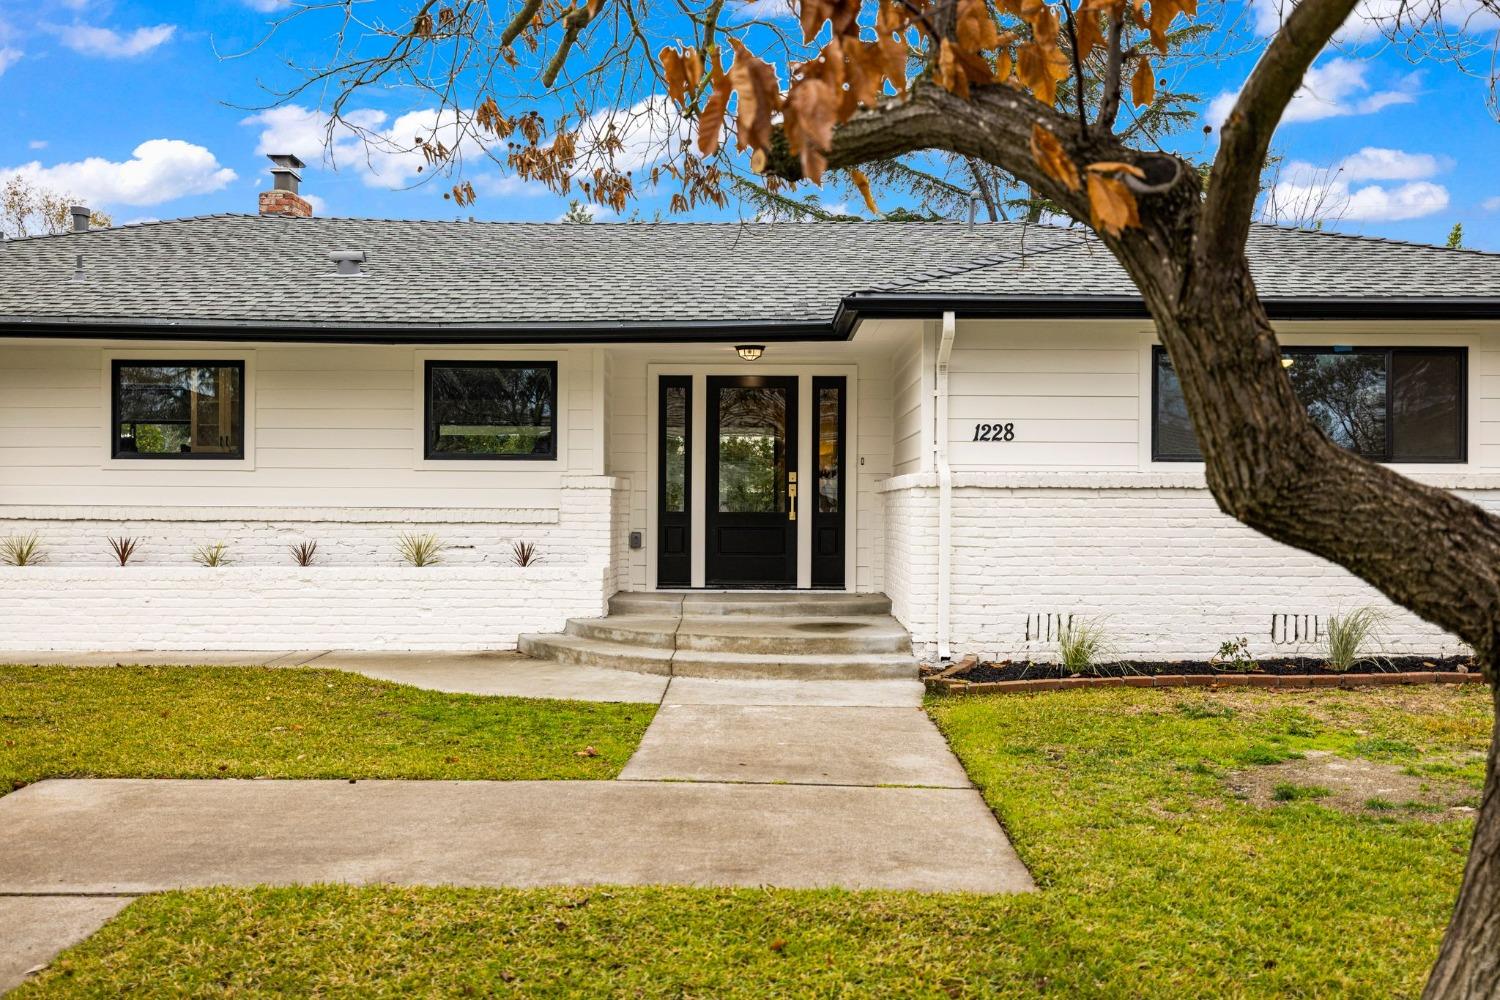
[935,311,956,662]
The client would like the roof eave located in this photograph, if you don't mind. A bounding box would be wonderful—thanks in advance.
[0,315,841,345]
[838,293,1500,326]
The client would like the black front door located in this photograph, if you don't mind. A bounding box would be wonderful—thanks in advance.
[706,375,798,587]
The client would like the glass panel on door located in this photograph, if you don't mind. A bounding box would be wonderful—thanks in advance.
[716,387,788,514]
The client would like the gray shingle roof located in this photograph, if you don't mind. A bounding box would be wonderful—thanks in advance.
[0,215,1495,334]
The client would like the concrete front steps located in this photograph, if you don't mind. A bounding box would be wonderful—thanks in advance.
[518,592,918,681]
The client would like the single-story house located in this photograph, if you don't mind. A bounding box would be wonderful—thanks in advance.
[2,157,1498,661]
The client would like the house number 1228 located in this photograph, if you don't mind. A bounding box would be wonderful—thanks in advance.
[972,422,1015,442]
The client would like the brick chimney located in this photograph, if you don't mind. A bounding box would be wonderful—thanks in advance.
[258,154,312,218]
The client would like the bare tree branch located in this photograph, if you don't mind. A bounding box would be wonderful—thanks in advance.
[1201,0,1360,259]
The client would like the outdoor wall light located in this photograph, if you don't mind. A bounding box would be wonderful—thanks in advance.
[736,345,765,362]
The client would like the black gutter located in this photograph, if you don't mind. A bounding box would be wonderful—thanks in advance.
[1,295,1495,345]
[0,317,841,345]
[835,293,1500,335]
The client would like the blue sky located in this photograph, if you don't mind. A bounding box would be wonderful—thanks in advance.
[0,0,1495,249]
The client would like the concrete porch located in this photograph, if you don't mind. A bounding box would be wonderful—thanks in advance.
[518,591,920,681]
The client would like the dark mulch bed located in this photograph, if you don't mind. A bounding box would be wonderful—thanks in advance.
[943,655,1476,683]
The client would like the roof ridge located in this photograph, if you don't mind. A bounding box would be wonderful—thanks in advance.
[0,212,256,244]
[5,214,1040,238]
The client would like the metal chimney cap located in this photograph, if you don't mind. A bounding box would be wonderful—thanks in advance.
[327,250,367,276]
[69,205,91,233]
[268,153,306,171]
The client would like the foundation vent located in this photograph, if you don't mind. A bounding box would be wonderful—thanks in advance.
[1025,612,1074,644]
[1271,613,1320,645]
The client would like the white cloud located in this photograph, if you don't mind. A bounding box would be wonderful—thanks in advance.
[244,99,685,194]
[1339,181,1449,220]
[1206,58,1418,127]
[242,0,289,10]
[0,46,20,75]
[242,105,337,164]
[1265,148,1450,223]
[26,139,47,150]
[472,173,546,198]
[1337,147,1448,181]
[0,139,237,207]
[242,104,483,189]
[1248,0,1500,41]
[1483,196,1500,212]
[573,94,692,173]
[55,23,175,58]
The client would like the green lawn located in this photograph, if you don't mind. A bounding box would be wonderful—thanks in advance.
[0,665,655,792]
[15,685,1491,998]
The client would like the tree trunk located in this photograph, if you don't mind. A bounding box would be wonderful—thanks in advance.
[807,76,1500,995]
[1129,247,1500,1000]
[1425,680,1500,999]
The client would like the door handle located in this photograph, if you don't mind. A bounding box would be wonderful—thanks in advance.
[788,481,797,520]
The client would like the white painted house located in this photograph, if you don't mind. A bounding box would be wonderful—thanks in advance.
[2,163,1498,662]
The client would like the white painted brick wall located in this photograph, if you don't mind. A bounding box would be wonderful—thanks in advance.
[0,478,628,570]
[0,565,611,651]
[883,479,1481,662]
[881,487,937,648]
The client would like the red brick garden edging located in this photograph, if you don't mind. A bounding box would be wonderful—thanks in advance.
[926,670,1487,696]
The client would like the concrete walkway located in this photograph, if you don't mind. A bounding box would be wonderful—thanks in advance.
[0,662,1028,993]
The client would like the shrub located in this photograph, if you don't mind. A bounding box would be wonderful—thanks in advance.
[1325,606,1387,672]
[289,540,319,567]
[1056,616,1114,674]
[0,532,45,566]
[511,540,541,567]
[397,532,445,567]
[107,536,140,566]
[1210,636,1259,672]
[192,542,231,568]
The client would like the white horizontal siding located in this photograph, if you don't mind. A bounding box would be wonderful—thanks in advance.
[0,341,599,510]
[891,324,927,477]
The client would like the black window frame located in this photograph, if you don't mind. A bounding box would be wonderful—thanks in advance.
[111,359,247,461]
[1151,345,1467,464]
[423,359,559,462]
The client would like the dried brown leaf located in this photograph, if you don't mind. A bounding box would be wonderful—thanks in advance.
[696,53,731,156]
[728,38,782,153]
[1030,123,1081,192]
[784,78,836,182]
[850,169,879,214]
[1131,55,1155,106]
[1087,172,1140,235]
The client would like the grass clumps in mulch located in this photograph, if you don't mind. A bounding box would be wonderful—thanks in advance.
[17,685,1492,999]
[0,665,655,794]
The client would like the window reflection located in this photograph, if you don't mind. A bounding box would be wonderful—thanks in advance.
[1284,351,1387,458]
[818,386,840,514]
[664,385,687,513]
[114,363,244,459]
[717,387,787,513]
[427,362,555,459]
[1153,347,1464,463]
